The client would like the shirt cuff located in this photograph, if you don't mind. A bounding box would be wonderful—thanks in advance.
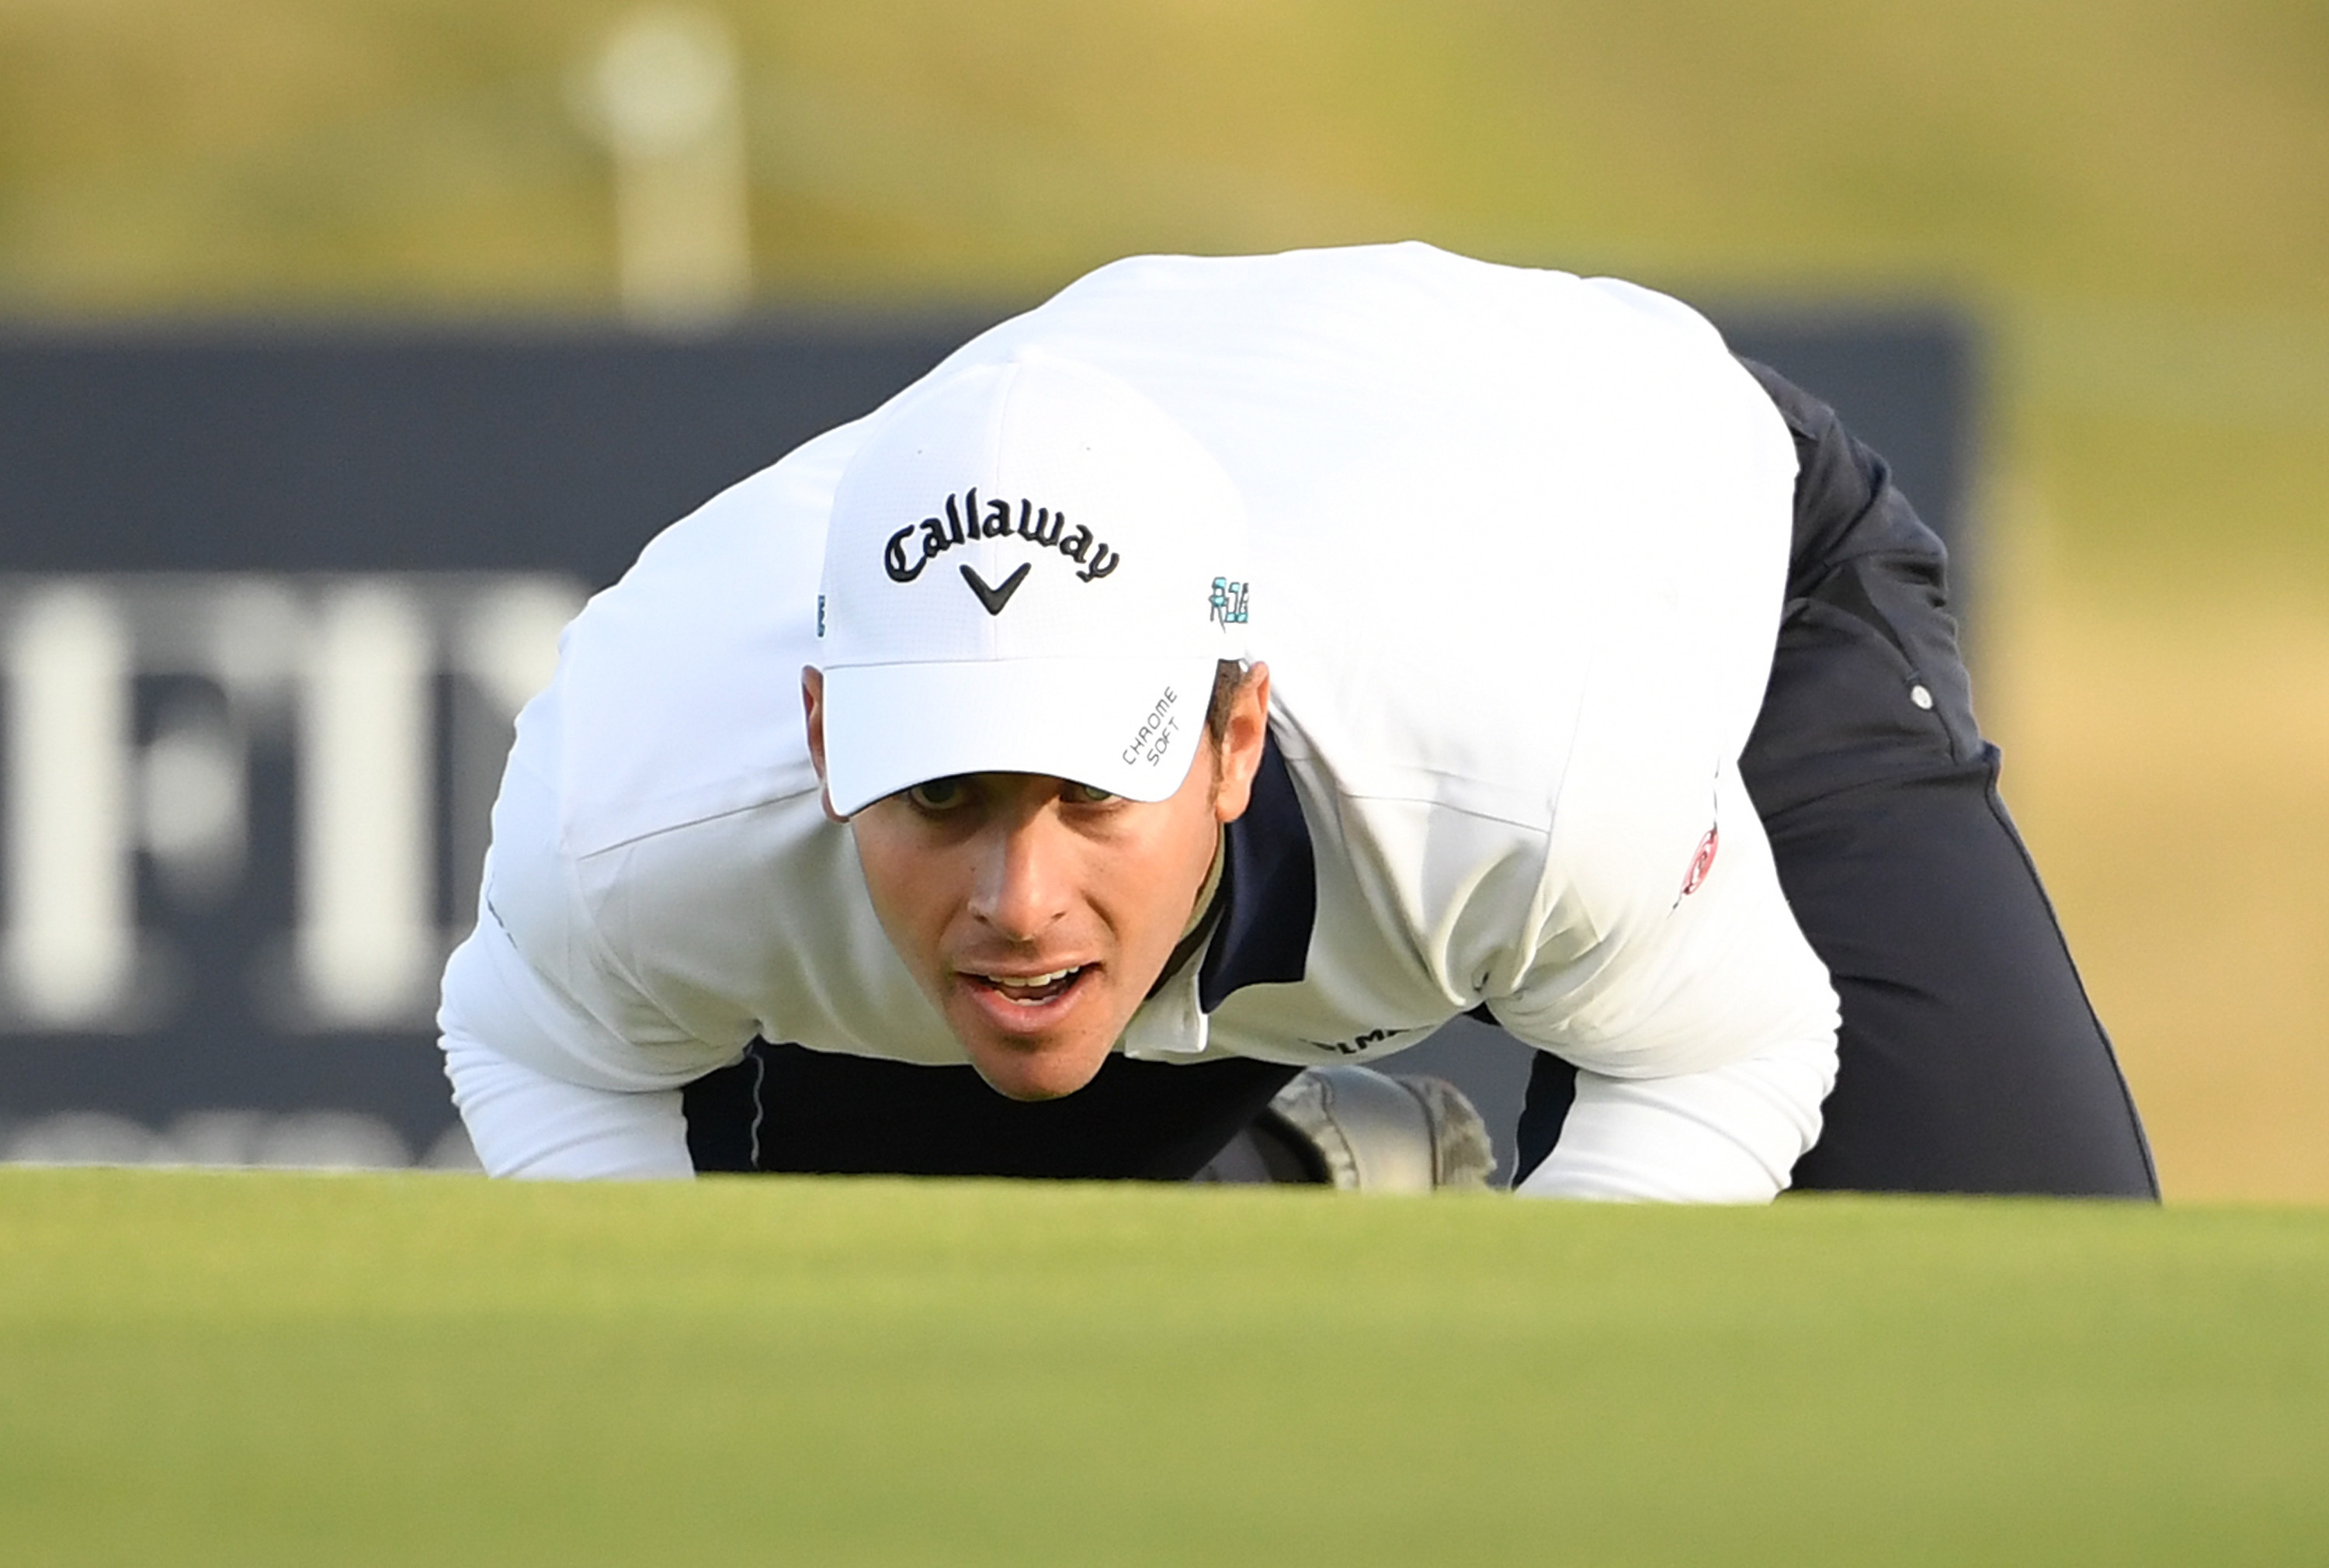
[441,1030,696,1180]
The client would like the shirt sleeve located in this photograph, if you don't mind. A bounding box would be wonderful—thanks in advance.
[436,853,713,1179]
[1512,1038,1834,1202]
[441,1026,695,1180]
[433,422,885,1174]
[1489,743,1840,1202]
[435,702,756,1175]
[1473,337,1831,1199]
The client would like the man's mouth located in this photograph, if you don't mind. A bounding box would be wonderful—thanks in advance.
[967,965,1088,1006]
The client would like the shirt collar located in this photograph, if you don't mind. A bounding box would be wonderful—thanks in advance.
[1120,728,1317,1059]
[1202,728,1316,1008]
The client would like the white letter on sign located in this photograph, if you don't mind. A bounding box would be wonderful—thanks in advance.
[3,584,135,1025]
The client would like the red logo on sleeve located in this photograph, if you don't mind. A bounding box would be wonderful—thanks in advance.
[1681,826,1719,897]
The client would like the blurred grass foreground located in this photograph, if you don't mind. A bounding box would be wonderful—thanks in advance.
[5,1170,2327,1564]
[3,0,2327,1199]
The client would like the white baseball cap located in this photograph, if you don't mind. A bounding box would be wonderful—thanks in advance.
[815,352,1257,817]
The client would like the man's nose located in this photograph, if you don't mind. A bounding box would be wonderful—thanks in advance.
[967,817,1071,942]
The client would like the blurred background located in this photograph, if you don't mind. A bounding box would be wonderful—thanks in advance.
[0,0,2322,1199]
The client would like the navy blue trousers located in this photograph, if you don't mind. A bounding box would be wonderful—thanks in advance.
[686,364,2157,1198]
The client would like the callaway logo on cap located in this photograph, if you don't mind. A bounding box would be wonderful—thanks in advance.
[814,352,1256,817]
[883,487,1124,601]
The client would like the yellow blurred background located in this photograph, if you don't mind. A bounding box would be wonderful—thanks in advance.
[4,0,2324,1199]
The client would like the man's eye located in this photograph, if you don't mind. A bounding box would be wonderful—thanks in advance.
[1064,782,1117,805]
[904,778,969,810]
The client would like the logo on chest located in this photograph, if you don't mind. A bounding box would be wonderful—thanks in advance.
[1682,824,1718,896]
[1301,1025,1407,1057]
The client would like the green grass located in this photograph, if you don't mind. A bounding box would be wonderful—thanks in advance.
[5,0,2324,314]
[5,0,2327,585]
[3,1170,2324,1565]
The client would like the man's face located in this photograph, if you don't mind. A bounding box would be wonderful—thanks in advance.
[802,666,1270,1100]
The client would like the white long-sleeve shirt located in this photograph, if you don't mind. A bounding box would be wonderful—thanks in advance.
[439,242,1839,1197]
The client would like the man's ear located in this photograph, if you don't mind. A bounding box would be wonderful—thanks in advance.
[800,666,849,824]
[1210,663,1272,824]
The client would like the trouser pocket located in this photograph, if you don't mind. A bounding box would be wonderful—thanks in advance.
[1741,551,1978,820]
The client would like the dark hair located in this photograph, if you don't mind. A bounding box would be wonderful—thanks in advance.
[1205,659,1250,745]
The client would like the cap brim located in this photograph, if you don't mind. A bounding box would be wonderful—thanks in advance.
[819,655,1222,818]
